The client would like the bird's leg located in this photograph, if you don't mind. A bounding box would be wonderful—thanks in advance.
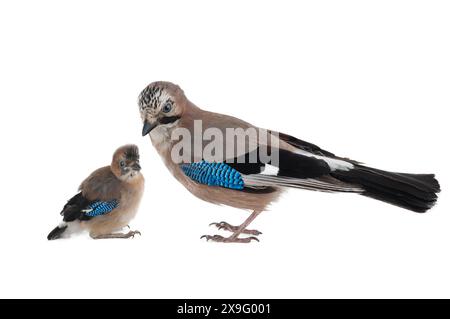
[201,210,262,243]
[91,230,141,239]
[209,221,262,236]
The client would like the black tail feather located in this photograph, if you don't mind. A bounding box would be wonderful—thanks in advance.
[331,165,440,213]
[47,225,67,240]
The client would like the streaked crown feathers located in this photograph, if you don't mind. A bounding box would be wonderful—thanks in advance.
[138,81,184,112]
[114,144,140,161]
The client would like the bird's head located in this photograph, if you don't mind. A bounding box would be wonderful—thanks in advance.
[138,81,186,138]
[111,144,142,181]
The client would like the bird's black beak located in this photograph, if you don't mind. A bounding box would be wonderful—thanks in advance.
[132,162,141,171]
[142,120,158,136]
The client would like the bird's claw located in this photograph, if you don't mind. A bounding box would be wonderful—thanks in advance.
[209,221,262,236]
[201,234,224,242]
[200,234,259,243]
[128,230,141,238]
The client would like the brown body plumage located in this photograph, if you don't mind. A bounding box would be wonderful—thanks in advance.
[80,165,144,238]
[138,81,440,243]
[143,83,288,212]
[155,144,282,212]
[48,145,145,240]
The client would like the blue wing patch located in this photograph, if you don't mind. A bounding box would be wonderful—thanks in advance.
[83,200,119,217]
[180,161,244,190]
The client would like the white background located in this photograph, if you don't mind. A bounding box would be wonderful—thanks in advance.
[0,0,449,298]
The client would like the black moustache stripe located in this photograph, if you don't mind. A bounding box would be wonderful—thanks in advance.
[159,116,181,124]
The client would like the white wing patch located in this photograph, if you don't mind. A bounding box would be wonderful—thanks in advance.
[260,164,279,176]
[293,149,354,171]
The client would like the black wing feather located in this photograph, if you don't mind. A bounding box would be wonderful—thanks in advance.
[60,192,93,222]
[277,131,361,164]
[227,146,331,179]
[225,146,361,193]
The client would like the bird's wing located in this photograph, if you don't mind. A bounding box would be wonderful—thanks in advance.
[81,199,119,217]
[79,166,122,200]
[242,171,363,193]
[179,155,362,193]
[180,161,245,190]
[177,111,262,162]
[177,110,361,192]
[275,130,362,165]
[178,110,361,165]
[235,140,363,193]
[60,192,119,221]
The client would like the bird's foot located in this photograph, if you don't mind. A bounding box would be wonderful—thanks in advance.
[200,234,259,243]
[209,221,262,236]
[92,230,141,239]
[123,230,141,238]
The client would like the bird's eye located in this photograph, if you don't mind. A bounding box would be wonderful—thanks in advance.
[162,102,172,113]
[120,161,125,167]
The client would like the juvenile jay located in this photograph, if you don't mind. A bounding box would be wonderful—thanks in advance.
[138,81,440,243]
[47,144,144,240]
